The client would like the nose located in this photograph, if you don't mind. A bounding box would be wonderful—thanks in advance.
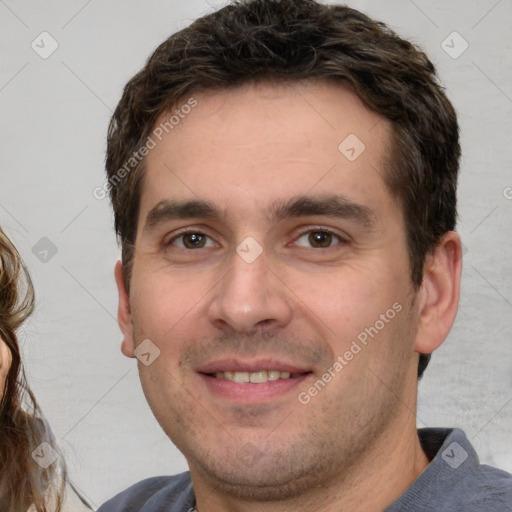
[207,245,293,335]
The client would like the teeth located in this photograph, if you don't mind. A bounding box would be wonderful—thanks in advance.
[233,372,250,383]
[213,370,298,383]
[250,371,267,383]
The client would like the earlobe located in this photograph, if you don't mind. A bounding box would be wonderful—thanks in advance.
[414,231,462,355]
[114,260,136,358]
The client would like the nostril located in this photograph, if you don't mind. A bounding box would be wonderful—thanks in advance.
[256,319,273,326]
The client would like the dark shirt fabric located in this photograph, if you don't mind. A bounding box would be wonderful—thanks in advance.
[97,428,512,511]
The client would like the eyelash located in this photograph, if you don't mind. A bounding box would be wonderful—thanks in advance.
[164,227,347,250]
[293,228,346,249]
[165,230,218,250]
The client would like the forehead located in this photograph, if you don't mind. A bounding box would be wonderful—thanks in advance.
[139,80,394,224]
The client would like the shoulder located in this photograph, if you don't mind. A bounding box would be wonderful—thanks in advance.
[459,463,512,510]
[436,429,512,509]
[388,428,512,512]
[426,428,512,511]
[97,472,194,512]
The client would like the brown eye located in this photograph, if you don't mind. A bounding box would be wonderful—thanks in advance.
[168,232,215,249]
[295,230,341,249]
[308,232,333,248]
[182,233,206,248]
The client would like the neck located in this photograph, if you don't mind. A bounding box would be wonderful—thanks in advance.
[191,414,430,512]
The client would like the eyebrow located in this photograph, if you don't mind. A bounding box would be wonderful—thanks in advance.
[143,194,377,233]
[269,195,376,228]
[144,199,223,232]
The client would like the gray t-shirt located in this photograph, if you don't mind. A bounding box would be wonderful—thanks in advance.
[97,428,512,511]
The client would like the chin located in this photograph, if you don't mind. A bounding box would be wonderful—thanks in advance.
[186,439,339,502]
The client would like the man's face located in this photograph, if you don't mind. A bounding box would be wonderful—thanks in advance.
[118,81,423,498]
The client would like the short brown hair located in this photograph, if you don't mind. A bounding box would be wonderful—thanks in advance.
[106,0,460,378]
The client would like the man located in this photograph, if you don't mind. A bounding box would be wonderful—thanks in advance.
[98,0,512,510]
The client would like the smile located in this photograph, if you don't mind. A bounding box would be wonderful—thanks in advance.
[211,370,306,383]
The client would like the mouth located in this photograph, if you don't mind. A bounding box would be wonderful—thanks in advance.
[206,370,308,383]
[196,359,314,403]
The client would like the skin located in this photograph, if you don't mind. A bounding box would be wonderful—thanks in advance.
[0,337,12,399]
[115,80,462,512]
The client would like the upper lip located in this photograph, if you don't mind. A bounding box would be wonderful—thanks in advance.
[196,358,312,374]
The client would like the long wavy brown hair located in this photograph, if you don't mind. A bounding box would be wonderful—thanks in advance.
[0,226,66,512]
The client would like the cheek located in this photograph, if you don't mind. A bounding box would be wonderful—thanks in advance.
[130,274,210,369]
[285,263,402,338]
[132,272,191,331]
[0,343,12,397]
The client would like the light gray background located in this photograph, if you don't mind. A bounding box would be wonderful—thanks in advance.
[1,0,511,507]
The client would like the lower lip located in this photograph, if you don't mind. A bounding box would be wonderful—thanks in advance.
[198,373,312,403]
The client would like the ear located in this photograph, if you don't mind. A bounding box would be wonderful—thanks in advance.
[114,260,136,358]
[414,231,462,355]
